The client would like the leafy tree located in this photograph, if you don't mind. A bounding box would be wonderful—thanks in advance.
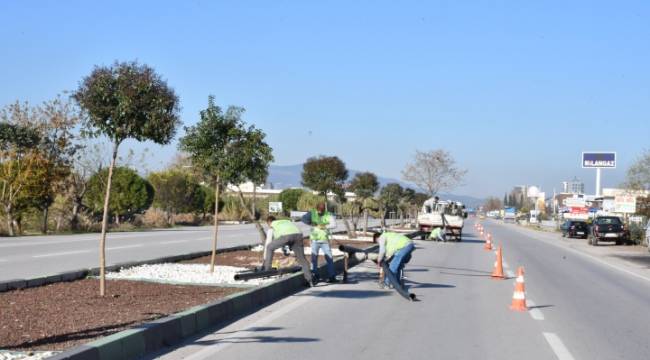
[625,149,650,191]
[279,188,306,214]
[74,60,180,296]
[85,167,154,223]
[402,149,467,197]
[179,97,249,272]
[349,172,379,233]
[483,197,503,211]
[0,102,44,236]
[301,155,349,198]
[301,155,351,236]
[296,192,327,211]
[228,122,274,241]
[148,169,205,224]
[380,183,404,226]
[33,95,83,234]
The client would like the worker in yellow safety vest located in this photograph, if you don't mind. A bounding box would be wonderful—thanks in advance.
[374,232,415,287]
[264,216,313,286]
[301,202,337,283]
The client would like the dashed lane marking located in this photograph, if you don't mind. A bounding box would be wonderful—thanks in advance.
[543,332,575,360]
[107,244,143,251]
[32,250,92,258]
[160,240,191,245]
[527,299,545,320]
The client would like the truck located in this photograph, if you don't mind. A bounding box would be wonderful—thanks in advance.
[503,207,516,223]
[417,198,467,241]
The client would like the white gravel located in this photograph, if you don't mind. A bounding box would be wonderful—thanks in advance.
[0,351,58,360]
[105,263,277,286]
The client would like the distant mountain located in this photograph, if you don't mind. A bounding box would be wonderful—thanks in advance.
[266,164,484,208]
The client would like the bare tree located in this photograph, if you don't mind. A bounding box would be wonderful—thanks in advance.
[625,149,650,191]
[402,149,467,197]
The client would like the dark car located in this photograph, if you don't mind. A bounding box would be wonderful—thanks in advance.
[560,220,589,239]
[590,216,627,246]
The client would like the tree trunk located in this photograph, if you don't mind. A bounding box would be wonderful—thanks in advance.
[99,142,119,297]
[70,202,80,231]
[363,208,369,235]
[342,217,355,239]
[55,212,64,232]
[251,184,256,219]
[41,207,49,234]
[236,189,266,243]
[5,204,14,237]
[210,176,220,273]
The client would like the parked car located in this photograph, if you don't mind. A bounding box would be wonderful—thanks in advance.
[560,220,589,239]
[589,216,628,246]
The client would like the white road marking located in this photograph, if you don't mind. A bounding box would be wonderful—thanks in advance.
[543,332,575,360]
[527,299,545,320]
[160,240,190,245]
[32,250,92,258]
[107,244,143,251]
[506,270,515,278]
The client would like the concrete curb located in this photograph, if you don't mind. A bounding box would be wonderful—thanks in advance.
[47,247,372,360]
[0,245,253,293]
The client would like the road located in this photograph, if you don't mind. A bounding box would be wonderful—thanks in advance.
[150,218,650,360]
[0,220,386,282]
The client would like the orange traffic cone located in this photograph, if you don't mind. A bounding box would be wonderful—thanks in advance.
[510,267,527,311]
[491,245,504,279]
[484,234,493,250]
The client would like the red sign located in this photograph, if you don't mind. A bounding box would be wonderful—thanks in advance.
[570,207,588,214]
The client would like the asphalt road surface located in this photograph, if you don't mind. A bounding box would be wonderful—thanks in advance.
[0,220,386,281]
[150,218,650,360]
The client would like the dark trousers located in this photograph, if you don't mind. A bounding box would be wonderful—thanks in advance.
[263,233,312,283]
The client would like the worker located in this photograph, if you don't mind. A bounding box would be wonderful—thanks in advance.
[429,226,446,242]
[374,231,415,287]
[301,202,337,283]
[263,216,313,286]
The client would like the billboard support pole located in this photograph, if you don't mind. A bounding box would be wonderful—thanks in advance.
[596,168,602,197]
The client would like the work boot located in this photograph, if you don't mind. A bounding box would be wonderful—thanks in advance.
[326,276,338,284]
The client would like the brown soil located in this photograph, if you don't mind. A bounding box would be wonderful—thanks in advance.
[0,279,240,351]
[181,249,264,267]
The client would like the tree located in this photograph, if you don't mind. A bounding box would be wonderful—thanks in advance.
[85,167,154,222]
[349,172,379,234]
[229,123,274,241]
[301,156,349,198]
[73,60,180,296]
[301,155,351,236]
[625,150,650,191]
[0,102,44,236]
[148,169,205,224]
[402,149,467,197]
[179,97,248,273]
[33,95,83,234]
[279,188,306,214]
[483,197,503,212]
[380,183,403,226]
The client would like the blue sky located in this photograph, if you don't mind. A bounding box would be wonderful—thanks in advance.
[1,0,649,198]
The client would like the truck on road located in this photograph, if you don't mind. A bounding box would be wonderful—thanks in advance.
[417,198,467,241]
[503,207,517,223]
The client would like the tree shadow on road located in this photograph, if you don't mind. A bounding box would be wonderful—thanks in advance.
[412,265,492,274]
[193,335,319,346]
[610,254,650,268]
[300,289,392,299]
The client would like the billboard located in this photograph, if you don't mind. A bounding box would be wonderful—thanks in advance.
[614,195,636,214]
[582,152,616,168]
[268,202,283,213]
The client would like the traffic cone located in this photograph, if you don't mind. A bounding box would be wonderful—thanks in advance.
[510,267,527,311]
[484,234,493,250]
[491,245,504,279]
